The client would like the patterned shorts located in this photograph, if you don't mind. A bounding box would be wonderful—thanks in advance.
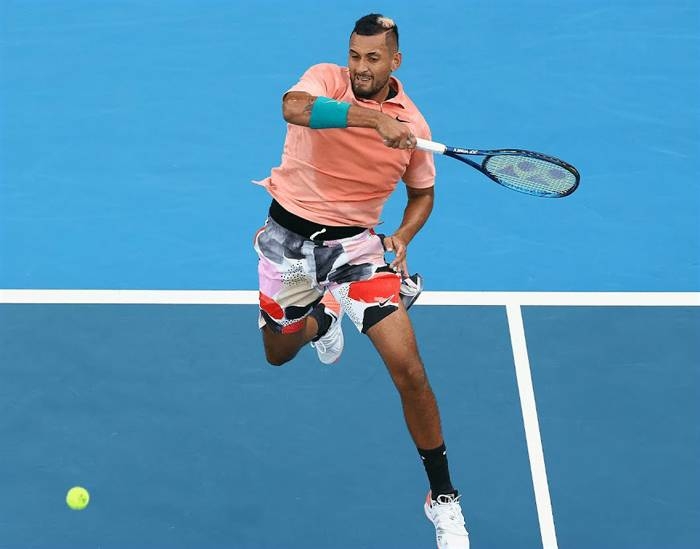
[254,218,401,334]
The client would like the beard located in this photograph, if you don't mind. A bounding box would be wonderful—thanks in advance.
[351,73,390,99]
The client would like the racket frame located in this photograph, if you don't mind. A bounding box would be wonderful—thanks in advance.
[415,137,580,198]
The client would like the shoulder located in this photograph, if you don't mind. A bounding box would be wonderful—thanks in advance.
[289,63,349,98]
[392,77,432,135]
[403,95,432,137]
[299,63,350,98]
[303,63,349,81]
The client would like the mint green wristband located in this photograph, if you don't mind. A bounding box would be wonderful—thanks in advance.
[309,96,350,129]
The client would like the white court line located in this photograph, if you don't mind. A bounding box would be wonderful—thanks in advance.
[0,289,699,305]
[0,289,259,304]
[417,291,700,307]
[507,304,559,549]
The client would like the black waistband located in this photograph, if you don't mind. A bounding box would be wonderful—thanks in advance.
[269,200,366,241]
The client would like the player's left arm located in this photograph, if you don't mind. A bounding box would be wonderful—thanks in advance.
[383,185,434,273]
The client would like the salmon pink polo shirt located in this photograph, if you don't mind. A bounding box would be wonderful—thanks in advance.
[257,63,435,228]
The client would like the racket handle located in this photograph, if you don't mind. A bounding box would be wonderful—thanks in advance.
[415,138,447,154]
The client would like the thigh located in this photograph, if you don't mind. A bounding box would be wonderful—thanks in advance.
[365,304,426,381]
[332,272,401,333]
[254,220,323,334]
[325,230,401,333]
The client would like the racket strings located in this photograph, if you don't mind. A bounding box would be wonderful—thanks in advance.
[483,155,577,197]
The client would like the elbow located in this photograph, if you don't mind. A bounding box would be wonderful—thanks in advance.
[282,93,312,125]
[282,96,303,124]
[282,98,294,123]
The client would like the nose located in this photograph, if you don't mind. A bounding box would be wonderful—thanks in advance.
[355,59,369,75]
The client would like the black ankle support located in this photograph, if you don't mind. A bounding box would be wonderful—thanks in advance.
[309,304,331,341]
[418,443,456,499]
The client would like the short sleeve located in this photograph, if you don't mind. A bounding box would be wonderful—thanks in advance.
[285,63,346,100]
[403,124,436,188]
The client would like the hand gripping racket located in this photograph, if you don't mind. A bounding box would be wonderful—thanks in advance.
[415,138,580,198]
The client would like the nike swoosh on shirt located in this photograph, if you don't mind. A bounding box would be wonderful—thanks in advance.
[378,295,396,307]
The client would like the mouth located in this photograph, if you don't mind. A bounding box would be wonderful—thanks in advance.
[354,74,373,85]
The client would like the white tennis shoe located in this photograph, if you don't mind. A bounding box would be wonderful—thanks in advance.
[310,295,344,364]
[424,492,470,549]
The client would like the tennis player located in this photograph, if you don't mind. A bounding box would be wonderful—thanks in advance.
[254,14,468,548]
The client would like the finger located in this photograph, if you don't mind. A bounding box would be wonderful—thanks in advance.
[391,253,407,272]
[384,139,400,148]
[390,246,406,268]
[387,237,402,252]
[388,247,398,267]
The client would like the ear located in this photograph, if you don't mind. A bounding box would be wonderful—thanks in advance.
[391,51,402,72]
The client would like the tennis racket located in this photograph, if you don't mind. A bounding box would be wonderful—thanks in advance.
[415,138,580,198]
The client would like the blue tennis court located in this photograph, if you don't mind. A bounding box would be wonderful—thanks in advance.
[1,1,698,548]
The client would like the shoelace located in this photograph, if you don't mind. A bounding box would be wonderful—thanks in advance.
[310,339,328,352]
[430,495,466,534]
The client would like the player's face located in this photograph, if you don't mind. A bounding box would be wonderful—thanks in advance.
[348,32,401,101]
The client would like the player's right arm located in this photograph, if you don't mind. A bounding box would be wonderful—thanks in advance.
[282,91,414,149]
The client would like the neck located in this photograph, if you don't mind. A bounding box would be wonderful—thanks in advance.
[371,80,396,103]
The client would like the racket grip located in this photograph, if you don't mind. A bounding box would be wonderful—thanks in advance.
[415,138,447,154]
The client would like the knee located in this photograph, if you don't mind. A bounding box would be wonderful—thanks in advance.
[391,360,430,394]
[260,325,302,366]
[264,349,294,367]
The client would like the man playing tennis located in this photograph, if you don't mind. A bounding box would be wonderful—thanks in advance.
[254,14,468,549]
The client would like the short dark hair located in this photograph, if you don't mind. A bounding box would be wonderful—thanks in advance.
[352,13,399,50]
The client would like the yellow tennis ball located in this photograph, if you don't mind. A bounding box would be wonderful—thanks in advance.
[66,486,90,510]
